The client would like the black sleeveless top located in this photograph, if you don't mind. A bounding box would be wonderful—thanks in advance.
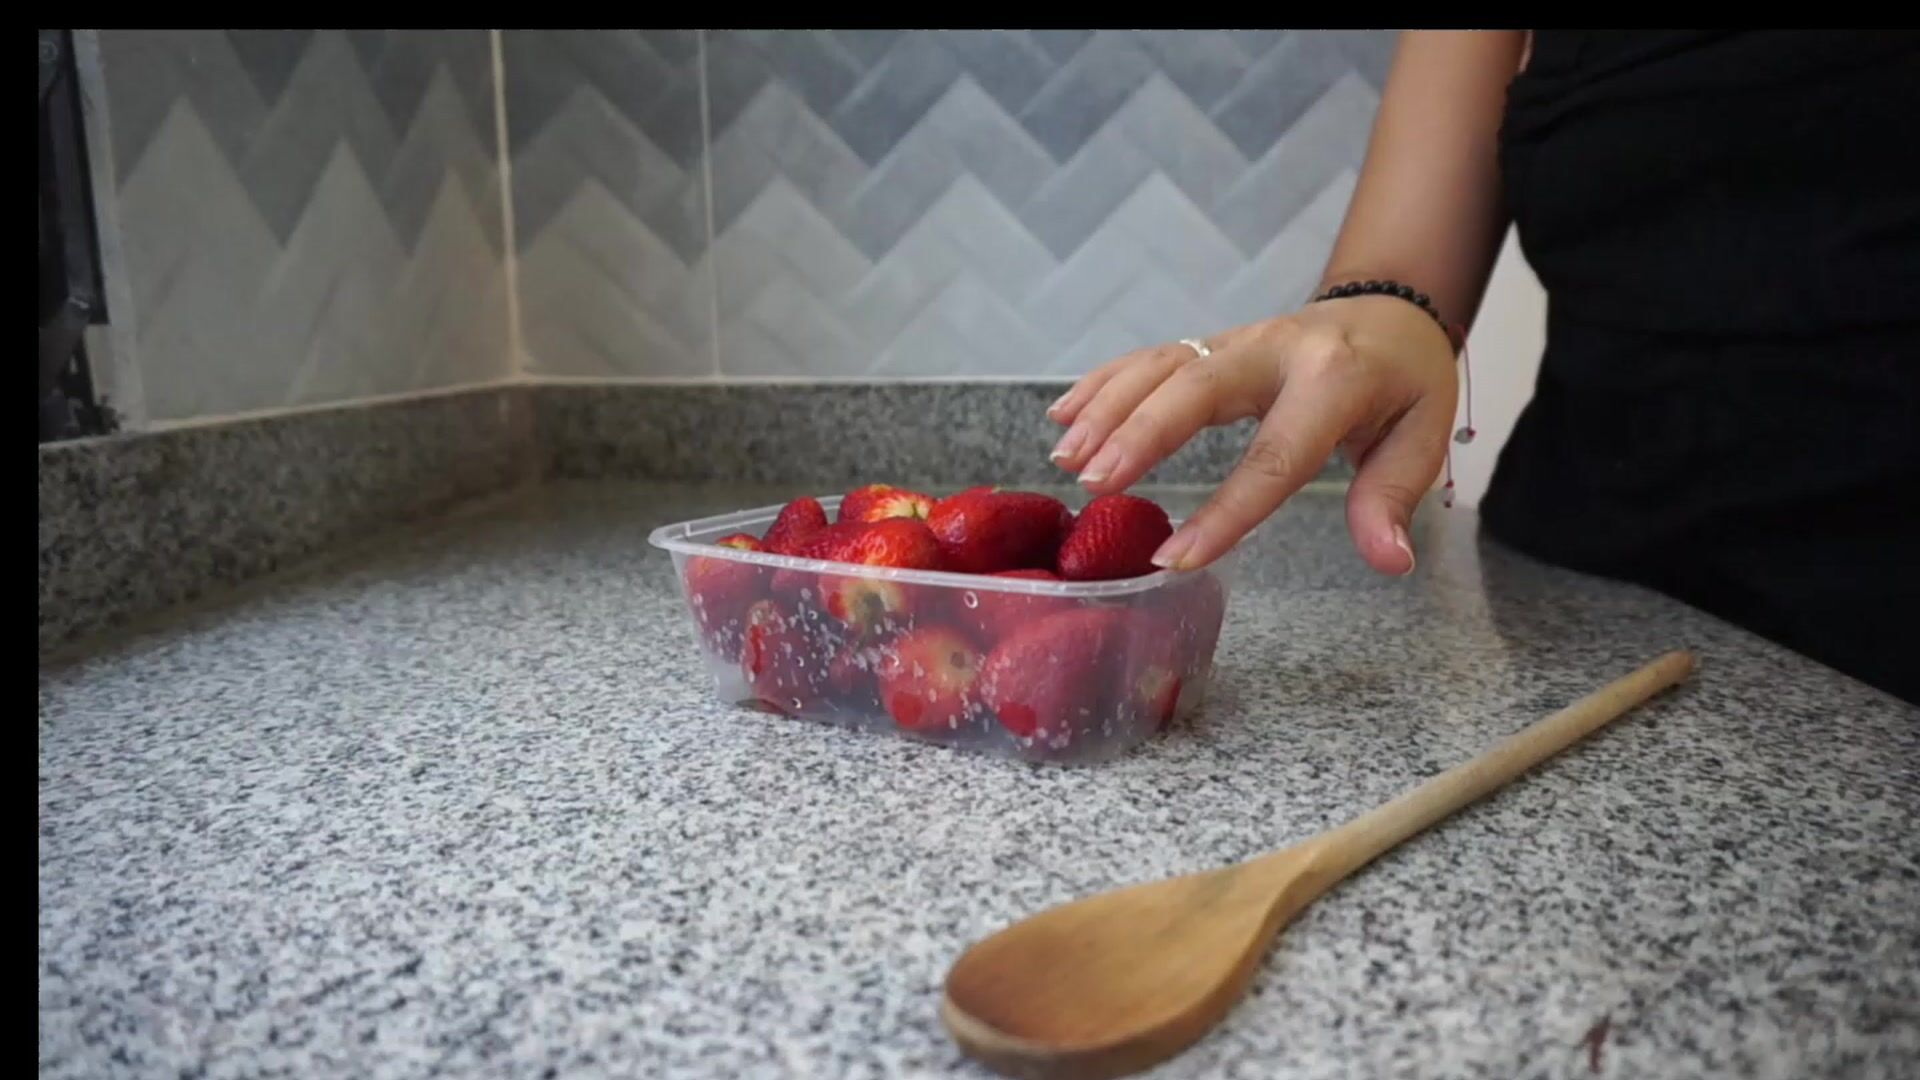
[1480,31,1920,703]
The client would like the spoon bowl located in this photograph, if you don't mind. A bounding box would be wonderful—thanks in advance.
[944,845,1325,1080]
[942,650,1697,1080]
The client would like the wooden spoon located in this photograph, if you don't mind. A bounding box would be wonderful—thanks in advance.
[943,649,1697,1080]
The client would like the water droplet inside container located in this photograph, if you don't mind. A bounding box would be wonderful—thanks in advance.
[791,697,803,710]
[800,588,813,601]
[961,591,979,609]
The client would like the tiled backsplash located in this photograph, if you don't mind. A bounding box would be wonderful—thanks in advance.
[76,30,1394,420]
[91,30,513,423]
[506,30,1392,379]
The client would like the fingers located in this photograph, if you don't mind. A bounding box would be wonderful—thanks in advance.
[1344,397,1452,575]
[1075,340,1280,495]
[1044,358,1126,428]
[1152,337,1377,570]
[1048,343,1195,472]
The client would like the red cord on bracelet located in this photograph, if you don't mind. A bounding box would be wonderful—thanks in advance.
[1443,325,1475,509]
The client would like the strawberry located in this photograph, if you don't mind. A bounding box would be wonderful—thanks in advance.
[927,489,1074,573]
[878,626,984,732]
[951,568,1073,646]
[763,496,829,555]
[815,519,947,637]
[825,641,886,712]
[1122,619,1184,731]
[820,568,910,638]
[980,607,1129,742]
[740,600,828,714]
[769,520,868,597]
[684,533,768,655]
[839,484,934,523]
[815,518,944,568]
[768,518,900,597]
[1055,494,1173,581]
[1134,663,1182,730]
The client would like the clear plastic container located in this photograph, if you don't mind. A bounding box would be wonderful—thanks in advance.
[648,495,1235,764]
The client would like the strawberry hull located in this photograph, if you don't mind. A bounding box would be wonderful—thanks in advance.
[652,493,1238,764]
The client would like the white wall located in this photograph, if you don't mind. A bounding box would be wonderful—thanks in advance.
[1450,228,1546,508]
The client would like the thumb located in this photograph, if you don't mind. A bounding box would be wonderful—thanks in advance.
[1344,403,1450,575]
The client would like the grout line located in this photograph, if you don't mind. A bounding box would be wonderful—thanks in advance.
[695,29,723,382]
[126,381,513,437]
[489,29,529,382]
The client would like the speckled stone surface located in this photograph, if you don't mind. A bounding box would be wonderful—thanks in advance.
[37,388,536,655]
[39,482,1920,1080]
[533,383,1351,488]
[43,382,1341,659]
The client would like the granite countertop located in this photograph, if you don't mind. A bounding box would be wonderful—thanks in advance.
[39,481,1920,1079]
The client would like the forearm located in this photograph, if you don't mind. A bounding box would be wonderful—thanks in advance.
[1320,30,1525,332]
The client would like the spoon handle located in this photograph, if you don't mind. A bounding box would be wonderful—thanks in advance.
[1309,649,1697,886]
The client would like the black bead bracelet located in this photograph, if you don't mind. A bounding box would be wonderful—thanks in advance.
[1313,279,1455,344]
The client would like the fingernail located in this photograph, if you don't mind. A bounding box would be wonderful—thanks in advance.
[1392,524,1416,576]
[1046,390,1073,416]
[1152,531,1195,570]
[1050,426,1085,462]
[1078,446,1119,485]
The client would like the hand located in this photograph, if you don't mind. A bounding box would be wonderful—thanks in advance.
[1046,296,1459,575]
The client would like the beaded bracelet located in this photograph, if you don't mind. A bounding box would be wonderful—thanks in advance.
[1312,279,1455,344]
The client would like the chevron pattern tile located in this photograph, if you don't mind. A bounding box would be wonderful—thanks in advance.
[506,30,1393,380]
[96,30,511,421]
[504,31,714,379]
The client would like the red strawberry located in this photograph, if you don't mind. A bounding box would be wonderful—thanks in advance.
[878,626,984,732]
[684,533,768,655]
[768,566,811,599]
[1123,620,1184,731]
[839,484,934,523]
[1134,664,1182,730]
[980,607,1129,742]
[792,520,869,559]
[952,568,1072,645]
[825,641,885,712]
[927,490,1074,573]
[1056,494,1173,581]
[768,518,905,596]
[769,520,867,596]
[780,519,940,568]
[815,519,947,637]
[740,600,828,713]
[763,496,829,555]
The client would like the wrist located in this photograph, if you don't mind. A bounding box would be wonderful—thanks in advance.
[1310,278,1461,349]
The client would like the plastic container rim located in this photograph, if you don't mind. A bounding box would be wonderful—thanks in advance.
[647,494,1243,599]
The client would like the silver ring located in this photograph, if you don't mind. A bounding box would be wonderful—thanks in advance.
[1177,337,1213,359]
